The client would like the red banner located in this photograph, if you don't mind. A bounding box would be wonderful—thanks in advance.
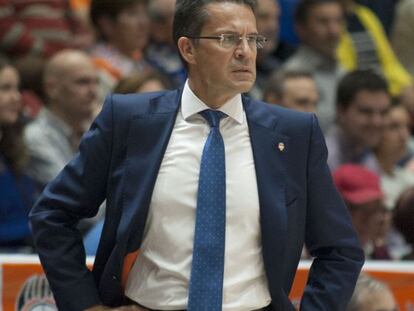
[1,256,413,310]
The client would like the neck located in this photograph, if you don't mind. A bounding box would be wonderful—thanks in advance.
[49,105,89,135]
[338,124,367,157]
[188,79,236,109]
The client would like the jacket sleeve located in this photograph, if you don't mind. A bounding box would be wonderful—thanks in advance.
[300,115,365,310]
[29,95,115,311]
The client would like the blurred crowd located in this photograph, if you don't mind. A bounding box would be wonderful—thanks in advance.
[1,0,414,274]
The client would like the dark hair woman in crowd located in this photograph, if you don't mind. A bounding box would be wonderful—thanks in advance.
[0,57,36,252]
[393,186,414,260]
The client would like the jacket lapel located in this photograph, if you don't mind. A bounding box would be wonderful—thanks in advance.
[243,96,289,295]
[118,89,182,251]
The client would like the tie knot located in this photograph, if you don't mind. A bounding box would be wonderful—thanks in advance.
[200,109,227,128]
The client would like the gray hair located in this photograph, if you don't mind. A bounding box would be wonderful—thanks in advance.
[347,274,391,311]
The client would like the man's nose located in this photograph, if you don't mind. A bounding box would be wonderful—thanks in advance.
[234,38,255,58]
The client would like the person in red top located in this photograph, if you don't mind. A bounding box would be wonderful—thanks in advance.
[0,0,93,60]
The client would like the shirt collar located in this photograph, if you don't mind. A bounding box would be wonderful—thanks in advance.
[181,80,244,124]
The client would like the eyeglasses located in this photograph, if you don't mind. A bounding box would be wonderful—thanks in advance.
[187,33,268,49]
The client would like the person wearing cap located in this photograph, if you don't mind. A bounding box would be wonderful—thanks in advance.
[333,164,391,259]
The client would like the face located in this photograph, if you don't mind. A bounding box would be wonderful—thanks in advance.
[112,3,150,54]
[339,90,391,149]
[297,3,344,58]
[377,106,411,162]
[359,289,398,311]
[53,58,98,119]
[351,200,390,244]
[0,66,21,126]
[187,2,257,105]
[150,0,176,44]
[256,0,280,55]
[282,76,319,113]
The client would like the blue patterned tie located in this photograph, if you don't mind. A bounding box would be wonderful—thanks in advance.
[187,109,227,311]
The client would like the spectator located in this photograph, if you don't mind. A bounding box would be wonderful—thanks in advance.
[263,70,319,113]
[347,273,397,311]
[114,70,172,94]
[374,101,414,210]
[391,0,414,77]
[333,164,392,259]
[146,0,187,88]
[393,187,414,260]
[337,0,413,97]
[89,0,152,98]
[284,0,346,131]
[24,49,98,189]
[325,69,391,172]
[0,0,93,60]
[0,58,36,252]
[251,0,282,99]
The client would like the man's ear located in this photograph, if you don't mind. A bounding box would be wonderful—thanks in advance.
[177,37,197,65]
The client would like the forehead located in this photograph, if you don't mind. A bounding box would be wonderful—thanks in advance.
[201,2,257,33]
[61,60,96,81]
[307,2,343,19]
[0,66,18,81]
[285,76,316,88]
[257,0,279,13]
[351,90,390,108]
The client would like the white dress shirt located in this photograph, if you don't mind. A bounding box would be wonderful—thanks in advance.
[125,81,271,310]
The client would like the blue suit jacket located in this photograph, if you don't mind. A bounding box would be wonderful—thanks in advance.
[30,89,364,311]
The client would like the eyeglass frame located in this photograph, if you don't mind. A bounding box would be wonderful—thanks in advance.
[186,33,268,49]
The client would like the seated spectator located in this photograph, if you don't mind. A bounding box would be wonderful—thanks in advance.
[333,164,392,259]
[89,0,153,98]
[393,187,414,260]
[263,70,319,113]
[284,0,346,131]
[337,0,413,97]
[0,0,93,60]
[114,70,172,94]
[24,49,98,189]
[347,273,397,311]
[391,0,414,77]
[374,101,414,209]
[145,0,186,88]
[251,0,282,99]
[325,69,391,172]
[0,58,36,252]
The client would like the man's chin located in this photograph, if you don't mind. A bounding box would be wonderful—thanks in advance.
[233,79,255,93]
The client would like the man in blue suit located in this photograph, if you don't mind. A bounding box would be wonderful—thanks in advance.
[29,0,364,310]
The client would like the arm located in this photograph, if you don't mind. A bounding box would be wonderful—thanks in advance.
[29,96,115,310]
[300,115,364,310]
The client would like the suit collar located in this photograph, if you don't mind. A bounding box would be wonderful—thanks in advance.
[181,81,244,124]
[243,96,289,294]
